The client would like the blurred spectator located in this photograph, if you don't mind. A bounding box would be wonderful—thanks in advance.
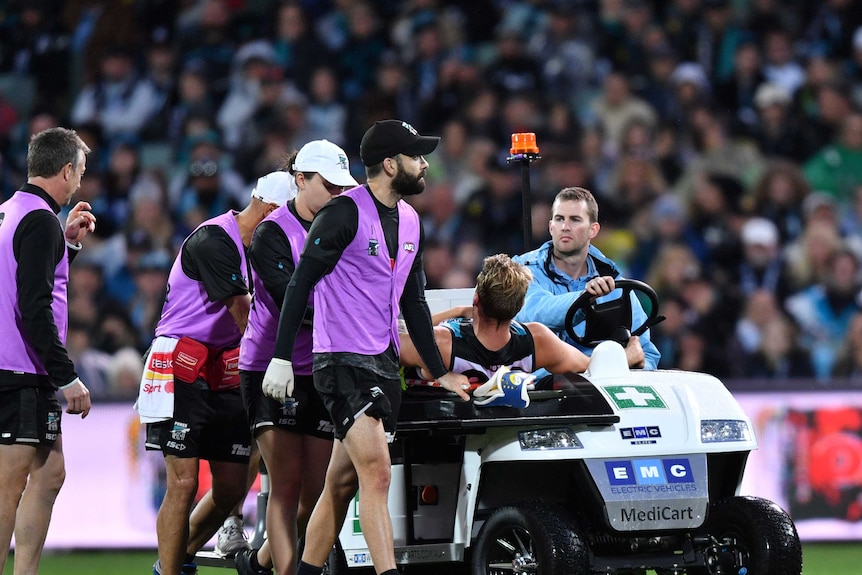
[127,250,171,350]
[70,47,162,147]
[803,0,862,61]
[714,39,765,132]
[674,105,765,200]
[667,62,712,129]
[784,218,843,291]
[604,0,655,85]
[743,0,799,40]
[762,28,806,96]
[167,62,216,153]
[527,5,596,109]
[335,1,388,102]
[102,139,143,232]
[61,0,145,81]
[785,246,862,379]
[640,44,680,121]
[740,314,816,379]
[831,311,862,377]
[0,0,71,117]
[216,39,280,151]
[803,111,862,205]
[729,217,795,306]
[170,132,246,230]
[604,156,666,227]
[588,71,657,155]
[695,0,746,85]
[733,288,783,356]
[356,51,418,135]
[649,295,688,369]
[272,1,332,94]
[748,161,811,243]
[748,82,817,163]
[644,242,702,302]
[66,318,113,399]
[484,26,543,100]
[628,194,706,279]
[175,0,237,101]
[678,269,739,363]
[305,65,348,145]
[687,172,746,281]
[139,40,180,142]
[455,155,523,256]
[426,119,481,204]
[661,0,701,62]
[105,347,146,400]
[806,79,855,154]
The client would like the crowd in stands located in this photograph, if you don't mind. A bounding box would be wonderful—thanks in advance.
[2,0,862,399]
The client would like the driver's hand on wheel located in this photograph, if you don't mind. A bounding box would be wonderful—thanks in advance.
[585,275,615,296]
[625,336,645,369]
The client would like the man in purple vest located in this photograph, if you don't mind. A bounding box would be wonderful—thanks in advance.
[140,175,290,575]
[0,127,95,575]
[262,120,470,575]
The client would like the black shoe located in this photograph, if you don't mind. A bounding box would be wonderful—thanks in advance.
[234,548,273,575]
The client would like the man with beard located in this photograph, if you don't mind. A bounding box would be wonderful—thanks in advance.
[513,186,660,370]
[262,120,470,575]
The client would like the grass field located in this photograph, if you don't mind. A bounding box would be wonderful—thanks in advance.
[3,542,862,574]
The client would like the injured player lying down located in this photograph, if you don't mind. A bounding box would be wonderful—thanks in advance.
[399,254,645,386]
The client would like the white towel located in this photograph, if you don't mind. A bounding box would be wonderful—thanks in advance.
[134,336,178,423]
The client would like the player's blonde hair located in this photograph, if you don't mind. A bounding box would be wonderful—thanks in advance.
[475,254,533,324]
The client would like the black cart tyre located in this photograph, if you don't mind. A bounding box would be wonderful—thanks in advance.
[694,496,802,575]
[472,503,589,575]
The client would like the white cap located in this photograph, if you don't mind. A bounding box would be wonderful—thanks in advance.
[754,83,791,109]
[671,62,709,89]
[251,171,296,206]
[293,140,359,187]
[741,217,779,247]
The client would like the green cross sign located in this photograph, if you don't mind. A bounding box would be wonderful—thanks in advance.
[604,385,667,409]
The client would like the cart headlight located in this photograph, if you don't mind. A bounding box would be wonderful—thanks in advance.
[519,428,583,450]
[700,420,751,443]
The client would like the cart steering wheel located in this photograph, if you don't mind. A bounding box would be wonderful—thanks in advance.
[563,279,662,348]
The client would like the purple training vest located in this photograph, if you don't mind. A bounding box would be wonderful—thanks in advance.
[155,212,247,349]
[313,186,419,355]
[0,191,69,375]
[240,205,313,374]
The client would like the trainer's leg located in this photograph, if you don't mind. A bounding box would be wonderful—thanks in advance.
[300,439,359,568]
[0,444,38,574]
[157,455,200,575]
[297,435,332,534]
[255,428,298,573]
[187,460,248,553]
[340,414,396,574]
[12,438,65,575]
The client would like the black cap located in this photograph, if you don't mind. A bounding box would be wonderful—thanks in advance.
[359,120,440,166]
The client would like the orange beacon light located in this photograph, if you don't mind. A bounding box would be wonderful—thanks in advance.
[506,132,541,250]
[510,132,540,155]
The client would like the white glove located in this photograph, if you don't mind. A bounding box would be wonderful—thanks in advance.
[473,366,535,408]
[262,358,294,403]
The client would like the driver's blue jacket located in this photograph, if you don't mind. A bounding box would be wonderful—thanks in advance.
[512,240,660,370]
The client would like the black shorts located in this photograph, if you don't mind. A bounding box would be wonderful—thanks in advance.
[145,378,252,463]
[0,387,61,446]
[240,370,334,440]
[313,365,402,441]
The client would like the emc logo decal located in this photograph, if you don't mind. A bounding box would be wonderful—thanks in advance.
[605,458,694,486]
